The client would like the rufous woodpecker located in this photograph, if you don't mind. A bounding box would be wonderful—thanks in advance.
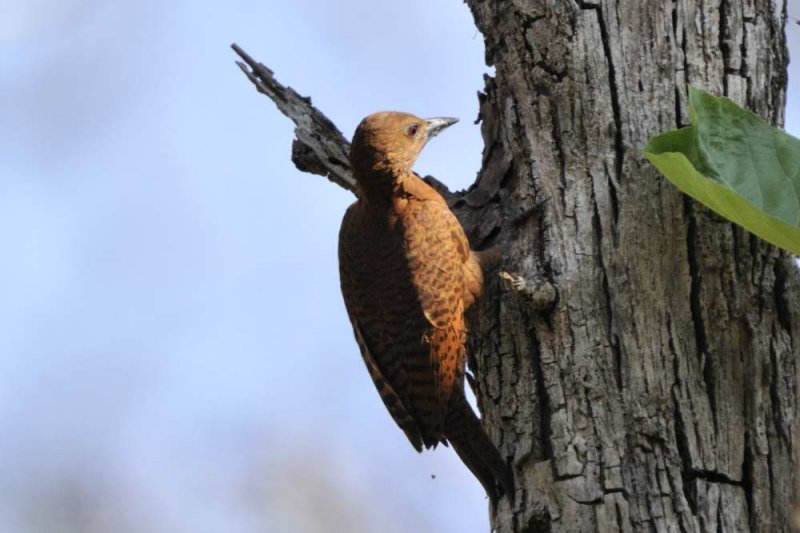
[338,111,513,501]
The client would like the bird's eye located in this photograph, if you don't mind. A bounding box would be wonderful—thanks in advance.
[406,123,419,137]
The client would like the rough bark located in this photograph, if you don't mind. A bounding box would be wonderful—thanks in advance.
[462,1,799,531]
[233,0,800,530]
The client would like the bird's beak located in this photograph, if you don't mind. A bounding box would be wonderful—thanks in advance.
[424,117,459,140]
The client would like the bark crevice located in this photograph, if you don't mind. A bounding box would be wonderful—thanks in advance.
[580,2,624,187]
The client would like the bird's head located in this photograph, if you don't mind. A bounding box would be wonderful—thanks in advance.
[349,111,457,186]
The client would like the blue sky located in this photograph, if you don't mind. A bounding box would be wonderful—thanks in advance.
[0,2,798,532]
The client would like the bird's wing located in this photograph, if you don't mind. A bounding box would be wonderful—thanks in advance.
[338,203,425,450]
[351,319,424,451]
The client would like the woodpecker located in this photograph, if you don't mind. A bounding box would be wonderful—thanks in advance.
[338,111,513,500]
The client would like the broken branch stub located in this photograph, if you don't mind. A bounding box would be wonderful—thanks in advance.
[231,43,357,194]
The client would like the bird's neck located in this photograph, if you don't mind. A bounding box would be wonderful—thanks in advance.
[355,169,413,210]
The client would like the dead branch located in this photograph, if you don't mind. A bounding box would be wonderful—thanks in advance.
[231,43,357,194]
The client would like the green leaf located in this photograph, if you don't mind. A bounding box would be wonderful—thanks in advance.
[644,87,800,255]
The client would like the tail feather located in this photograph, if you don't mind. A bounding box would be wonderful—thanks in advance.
[444,389,514,502]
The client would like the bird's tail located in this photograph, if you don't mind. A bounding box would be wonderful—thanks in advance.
[444,389,514,502]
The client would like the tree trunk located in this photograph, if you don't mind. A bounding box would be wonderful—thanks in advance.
[459,0,799,531]
[233,0,798,530]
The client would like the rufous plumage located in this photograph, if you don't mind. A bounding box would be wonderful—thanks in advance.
[338,111,512,500]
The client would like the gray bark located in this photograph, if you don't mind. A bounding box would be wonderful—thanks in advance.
[461,1,799,531]
[233,0,800,530]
